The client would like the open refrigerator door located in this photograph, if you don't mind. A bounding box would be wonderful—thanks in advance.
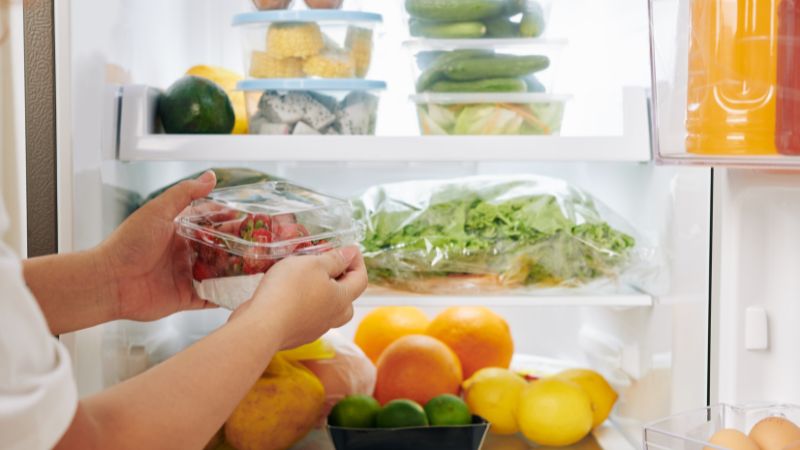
[30,0,723,448]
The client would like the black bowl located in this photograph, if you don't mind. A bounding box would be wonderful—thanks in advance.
[328,415,490,450]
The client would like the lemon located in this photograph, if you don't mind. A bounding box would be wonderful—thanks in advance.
[462,367,527,435]
[556,368,618,428]
[517,378,593,446]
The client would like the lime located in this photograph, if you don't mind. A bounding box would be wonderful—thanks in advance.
[328,395,381,428]
[376,399,429,428]
[424,394,472,426]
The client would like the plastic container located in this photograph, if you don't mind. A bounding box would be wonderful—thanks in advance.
[328,416,489,450]
[233,10,382,79]
[643,404,800,449]
[777,0,800,155]
[238,79,386,135]
[176,181,361,309]
[411,93,568,135]
[401,0,551,41]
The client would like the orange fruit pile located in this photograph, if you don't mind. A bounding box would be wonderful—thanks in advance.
[354,307,430,363]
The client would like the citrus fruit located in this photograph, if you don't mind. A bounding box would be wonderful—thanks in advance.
[376,399,429,428]
[556,368,618,428]
[462,367,527,435]
[354,307,430,363]
[328,395,381,428]
[424,394,472,426]
[517,378,593,447]
[374,334,463,405]
[426,306,514,379]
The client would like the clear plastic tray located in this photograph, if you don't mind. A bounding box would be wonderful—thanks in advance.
[176,181,361,309]
[644,404,800,450]
[238,79,386,135]
[411,92,569,135]
[233,10,382,79]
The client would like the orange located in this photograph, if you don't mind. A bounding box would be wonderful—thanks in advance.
[426,307,514,379]
[374,334,463,405]
[354,307,430,363]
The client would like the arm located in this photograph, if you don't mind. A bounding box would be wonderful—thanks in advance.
[23,171,217,335]
[55,246,367,450]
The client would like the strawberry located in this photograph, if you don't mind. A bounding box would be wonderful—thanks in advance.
[252,228,273,243]
[274,223,309,241]
[192,262,217,281]
[243,247,272,275]
[240,213,273,241]
[225,256,244,276]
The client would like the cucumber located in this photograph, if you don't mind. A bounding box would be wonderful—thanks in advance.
[441,54,550,81]
[519,1,545,37]
[484,16,518,38]
[502,0,526,16]
[405,0,506,22]
[410,20,487,38]
[416,49,494,92]
[429,78,528,93]
[523,75,546,92]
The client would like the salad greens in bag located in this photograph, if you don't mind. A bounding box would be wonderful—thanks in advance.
[355,175,651,294]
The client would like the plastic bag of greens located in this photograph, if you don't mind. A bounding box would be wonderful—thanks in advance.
[355,175,660,295]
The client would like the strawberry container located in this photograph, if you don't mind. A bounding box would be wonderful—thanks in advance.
[176,181,361,310]
[238,79,386,135]
[233,10,382,79]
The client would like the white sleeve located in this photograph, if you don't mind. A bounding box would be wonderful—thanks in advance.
[0,248,78,450]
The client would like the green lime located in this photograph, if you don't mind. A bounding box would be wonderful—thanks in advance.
[376,399,429,428]
[424,394,472,426]
[328,395,381,428]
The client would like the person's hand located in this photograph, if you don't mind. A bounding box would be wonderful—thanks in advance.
[98,171,218,321]
[231,246,368,350]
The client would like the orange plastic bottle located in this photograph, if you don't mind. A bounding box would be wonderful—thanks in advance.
[686,0,779,155]
[777,0,800,154]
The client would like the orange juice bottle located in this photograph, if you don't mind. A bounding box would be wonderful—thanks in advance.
[686,0,779,155]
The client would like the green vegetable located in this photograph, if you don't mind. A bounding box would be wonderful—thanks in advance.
[357,177,638,291]
[441,54,550,81]
[416,49,494,92]
[158,76,235,134]
[410,19,487,38]
[519,1,545,37]
[405,0,506,22]
[484,16,519,38]
[429,77,527,93]
[454,105,525,134]
[523,75,546,92]
[501,0,527,16]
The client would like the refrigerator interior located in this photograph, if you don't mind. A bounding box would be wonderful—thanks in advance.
[58,0,713,448]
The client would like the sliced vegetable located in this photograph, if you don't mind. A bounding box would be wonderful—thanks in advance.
[429,77,527,93]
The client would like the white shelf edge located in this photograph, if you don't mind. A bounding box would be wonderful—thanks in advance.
[594,421,637,450]
[115,85,652,163]
[356,293,653,307]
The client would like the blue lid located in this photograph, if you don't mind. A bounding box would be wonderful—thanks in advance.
[233,10,382,26]
[237,79,387,91]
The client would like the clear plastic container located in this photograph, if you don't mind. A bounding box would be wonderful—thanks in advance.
[404,40,565,94]
[232,10,382,79]
[176,181,361,309]
[238,79,386,135]
[411,93,568,135]
[401,0,552,41]
[644,404,800,449]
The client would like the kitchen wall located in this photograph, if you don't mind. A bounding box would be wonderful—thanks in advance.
[0,0,26,256]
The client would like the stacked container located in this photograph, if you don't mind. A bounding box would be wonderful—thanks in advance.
[233,1,386,135]
[401,0,569,135]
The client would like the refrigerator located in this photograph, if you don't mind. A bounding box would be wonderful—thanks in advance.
[21,0,799,448]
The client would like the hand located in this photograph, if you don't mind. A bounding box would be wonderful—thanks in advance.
[232,246,368,350]
[99,171,218,322]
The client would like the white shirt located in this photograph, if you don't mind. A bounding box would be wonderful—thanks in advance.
[0,200,77,449]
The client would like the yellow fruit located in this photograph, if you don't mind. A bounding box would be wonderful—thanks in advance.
[517,378,594,447]
[345,26,373,78]
[225,355,325,450]
[303,51,355,78]
[354,306,430,363]
[463,367,527,435]
[267,22,324,59]
[249,51,304,78]
[186,65,247,134]
[556,368,618,428]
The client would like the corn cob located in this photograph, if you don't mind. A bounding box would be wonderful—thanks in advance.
[266,22,324,59]
[303,51,356,78]
[345,26,374,78]
[249,51,305,78]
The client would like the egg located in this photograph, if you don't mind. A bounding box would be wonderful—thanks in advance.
[749,416,800,450]
[704,428,761,450]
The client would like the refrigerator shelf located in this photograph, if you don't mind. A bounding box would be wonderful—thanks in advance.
[114,85,651,163]
[657,152,800,169]
[359,291,653,308]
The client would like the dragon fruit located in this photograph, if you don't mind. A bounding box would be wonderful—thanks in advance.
[334,92,378,135]
[292,121,321,135]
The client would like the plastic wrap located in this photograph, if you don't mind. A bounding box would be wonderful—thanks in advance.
[355,175,658,294]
